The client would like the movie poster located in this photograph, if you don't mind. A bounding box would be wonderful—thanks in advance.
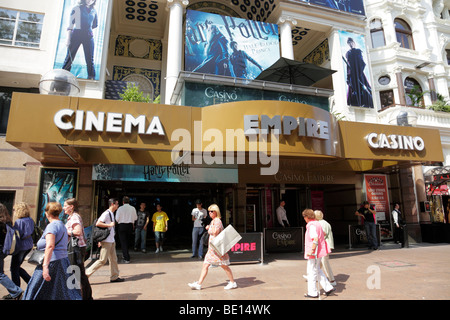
[364,174,392,239]
[53,0,110,80]
[298,0,366,15]
[185,10,280,80]
[37,168,78,229]
[338,30,374,108]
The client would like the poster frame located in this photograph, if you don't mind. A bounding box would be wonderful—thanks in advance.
[36,167,79,229]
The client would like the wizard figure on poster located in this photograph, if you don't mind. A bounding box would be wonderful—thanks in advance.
[342,34,373,108]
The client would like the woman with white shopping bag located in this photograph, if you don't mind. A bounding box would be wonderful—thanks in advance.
[188,204,237,290]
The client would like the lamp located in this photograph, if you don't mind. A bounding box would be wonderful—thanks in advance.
[39,69,80,96]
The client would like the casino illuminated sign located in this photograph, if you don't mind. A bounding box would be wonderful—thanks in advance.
[53,109,165,136]
[366,133,425,151]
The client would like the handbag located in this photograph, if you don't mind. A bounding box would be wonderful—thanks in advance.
[210,224,242,257]
[28,233,63,266]
[91,211,113,243]
[67,235,82,265]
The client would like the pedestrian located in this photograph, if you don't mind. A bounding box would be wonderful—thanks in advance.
[152,203,169,253]
[355,201,379,250]
[392,202,405,248]
[115,196,137,263]
[188,204,237,290]
[191,199,207,259]
[22,202,82,300]
[64,198,93,300]
[302,208,335,298]
[134,202,150,253]
[276,200,290,227]
[85,198,124,283]
[314,210,336,286]
[10,202,34,289]
[0,203,23,300]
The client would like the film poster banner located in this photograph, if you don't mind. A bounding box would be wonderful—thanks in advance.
[229,233,263,263]
[92,164,238,183]
[38,168,78,229]
[338,30,374,108]
[185,10,280,80]
[364,174,392,239]
[53,0,110,80]
[297,0,366,15]
[264,227,303,253]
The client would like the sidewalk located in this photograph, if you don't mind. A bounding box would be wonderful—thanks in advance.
[2,242,450,301]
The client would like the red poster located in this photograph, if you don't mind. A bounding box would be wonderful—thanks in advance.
[364,174,390,222]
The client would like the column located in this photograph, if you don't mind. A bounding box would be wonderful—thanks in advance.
[278,16,297,60]
[395,70,406,105]
[165,0,189,105]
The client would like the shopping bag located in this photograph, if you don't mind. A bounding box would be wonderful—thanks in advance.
[210,224,242,256]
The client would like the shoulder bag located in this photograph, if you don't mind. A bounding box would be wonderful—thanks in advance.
[28,233,63,266]
[210,224,242,257]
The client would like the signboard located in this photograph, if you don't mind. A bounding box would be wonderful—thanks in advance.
[264,227,304,252]
[297,0,366,16]
[182,81,329,110]
[229,233,263,263]
[53,0,110,80]
[185,10,280,80]
[338,30,373,108]
[364,174,392,239]
[92,164,238,183]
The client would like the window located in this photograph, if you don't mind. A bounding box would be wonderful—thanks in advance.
[404,77,423,107]
[379,90,394,109]
[394,18,414,50]
[370,19,385,48]
[446,49,450,65]
[0,8,44,48]
[0,87,39,134]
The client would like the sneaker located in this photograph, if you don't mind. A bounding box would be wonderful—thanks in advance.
[188,281,202,290]
[224,281,237,290]
[160,246,163,252]
[330,281,337,286]
[141,249,146,253]
[155,248,160,253]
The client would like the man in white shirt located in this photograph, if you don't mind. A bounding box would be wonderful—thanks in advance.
[86,198,124,283]
[115,196,137,263]
[276,200,290,227]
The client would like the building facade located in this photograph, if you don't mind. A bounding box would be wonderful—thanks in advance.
[1,0,449,248]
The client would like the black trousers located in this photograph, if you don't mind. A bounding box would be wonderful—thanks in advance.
[118,223,134,261]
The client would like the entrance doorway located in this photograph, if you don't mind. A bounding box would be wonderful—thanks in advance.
[94,181,234,250]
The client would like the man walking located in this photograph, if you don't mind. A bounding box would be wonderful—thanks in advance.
[115,196,137,263]
[86,198,124,283]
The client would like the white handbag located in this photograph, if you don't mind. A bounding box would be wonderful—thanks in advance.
[210,224,242,256]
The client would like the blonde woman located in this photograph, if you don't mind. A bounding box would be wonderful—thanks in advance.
[10,202,35,288]
[188,204,237,290]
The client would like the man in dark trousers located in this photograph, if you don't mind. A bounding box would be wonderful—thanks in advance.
[355,201,378,250]
[115,196,137,263]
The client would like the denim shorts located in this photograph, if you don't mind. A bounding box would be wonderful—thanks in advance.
[154,231,165,243]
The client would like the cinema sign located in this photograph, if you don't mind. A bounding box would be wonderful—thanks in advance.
[53,109,165,136]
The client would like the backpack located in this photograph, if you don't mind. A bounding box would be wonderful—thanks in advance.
[2,224,21,255]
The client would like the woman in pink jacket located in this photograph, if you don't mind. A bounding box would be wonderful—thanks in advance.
[302,208,335,298]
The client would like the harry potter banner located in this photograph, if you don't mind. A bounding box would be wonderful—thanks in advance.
[185,10,280,80]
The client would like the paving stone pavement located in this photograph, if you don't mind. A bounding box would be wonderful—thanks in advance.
[2,242,450,303]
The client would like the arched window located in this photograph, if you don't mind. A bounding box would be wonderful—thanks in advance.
[370,19,385,48]
[404,77,423,107]
[394,18,414,49]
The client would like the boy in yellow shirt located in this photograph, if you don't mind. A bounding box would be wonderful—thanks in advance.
[152,203,169,253]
